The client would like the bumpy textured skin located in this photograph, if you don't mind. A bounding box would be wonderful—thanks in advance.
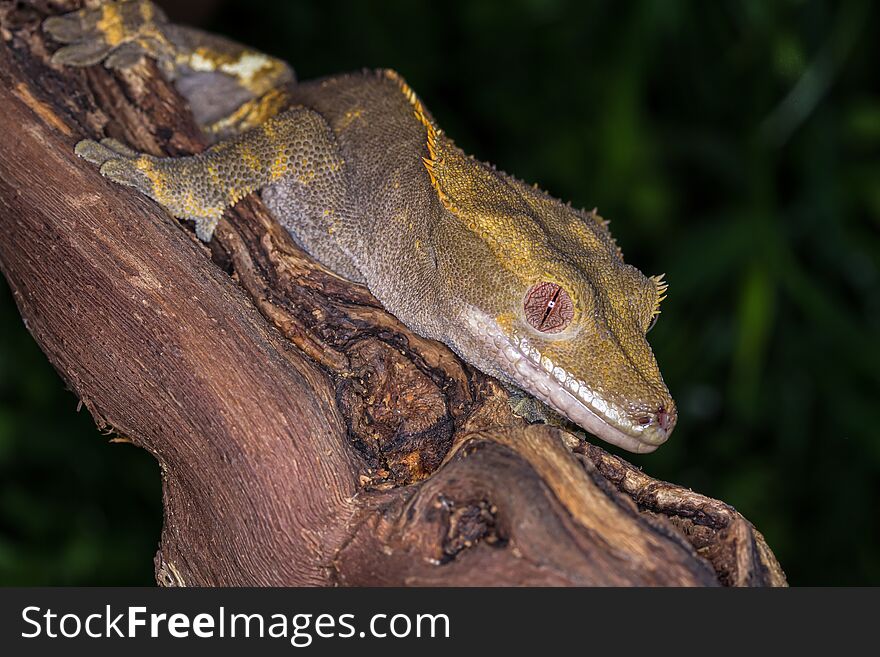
[45,0,677,453]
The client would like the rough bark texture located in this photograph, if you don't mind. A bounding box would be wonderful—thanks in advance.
[0,0,786,587]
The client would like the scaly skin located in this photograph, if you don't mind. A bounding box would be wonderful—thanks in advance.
[44,0,677,453]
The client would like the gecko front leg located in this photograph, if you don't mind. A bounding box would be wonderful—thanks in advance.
[75,109,346,241]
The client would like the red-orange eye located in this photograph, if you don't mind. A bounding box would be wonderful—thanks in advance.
[523,282,574,333]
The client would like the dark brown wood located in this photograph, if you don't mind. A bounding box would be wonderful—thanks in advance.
[0,0,786,587]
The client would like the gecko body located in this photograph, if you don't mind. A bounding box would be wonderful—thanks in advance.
[45,0,676,453]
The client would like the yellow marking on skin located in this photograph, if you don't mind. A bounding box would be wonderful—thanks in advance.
[256,119,289,181]
[207,89,288,135]
[188,48,282,94]
[135,157,171,205]
[339,108,363,130]
[182,189,197,214]
[650,274,668,317]
[262,119,277,141]
[97,4,126,47]
[135,158,224,218]
[495,312,517,335]
[206,161,222,188]
[385,70,589,310]
[219,53,274,86]
[384,69,444,199]
[188,49,219,72]
[182,187,223,218]
[139,1,156,22]
[238,144,262,173]
[227,185,246,205]
[139,26,171,54]
[421,156,450,209]
[93,2,173,63]
[382,73,602,296]
[427,141,587,294]
[270,151,287,181]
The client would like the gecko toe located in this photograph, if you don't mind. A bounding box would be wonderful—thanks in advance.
[51,41,112,68]
[103,42,149,70]
[43,12,101,45]
[99,138,140,158]
[99,159,151,194]
[75,139,122,166]
[76,139,152,193]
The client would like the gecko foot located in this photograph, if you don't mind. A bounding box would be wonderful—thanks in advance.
[75,138,218,242]
[503,383,583,439]
[505,384,552,424]
[44,0,169,70]
[75,139,153,196]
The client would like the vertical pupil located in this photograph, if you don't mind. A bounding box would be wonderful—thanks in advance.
[540,287,561,328]
[524,282,574,333]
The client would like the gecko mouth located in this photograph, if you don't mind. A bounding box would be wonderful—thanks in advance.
[467,312,670,453]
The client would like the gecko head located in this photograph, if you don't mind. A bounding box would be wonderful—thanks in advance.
[430,139,676,453]
[461,261,676,454]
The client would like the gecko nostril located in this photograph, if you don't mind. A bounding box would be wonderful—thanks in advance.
[656,406,672,431]
[639,407,674,432]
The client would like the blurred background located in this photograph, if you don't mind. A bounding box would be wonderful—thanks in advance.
[1,0,878,585]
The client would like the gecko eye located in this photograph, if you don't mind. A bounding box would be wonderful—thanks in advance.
[523,282,574,334]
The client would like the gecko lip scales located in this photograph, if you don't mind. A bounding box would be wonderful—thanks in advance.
[468,311,668,454]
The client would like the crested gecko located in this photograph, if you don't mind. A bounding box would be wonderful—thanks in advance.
[44,0,677,453]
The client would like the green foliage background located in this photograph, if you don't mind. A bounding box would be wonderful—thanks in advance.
[1,0,878,585]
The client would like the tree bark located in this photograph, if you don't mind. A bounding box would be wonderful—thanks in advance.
[0,0,786,587]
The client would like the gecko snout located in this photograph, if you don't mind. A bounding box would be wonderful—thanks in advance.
[636,404,677,447]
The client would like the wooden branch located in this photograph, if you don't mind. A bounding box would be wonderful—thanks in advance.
[0,0,786,587]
